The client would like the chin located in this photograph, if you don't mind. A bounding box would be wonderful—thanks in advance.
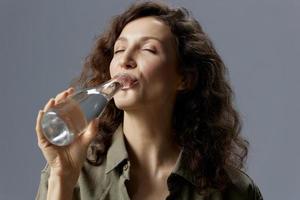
[113,90,140,109]
[114,98,138,111]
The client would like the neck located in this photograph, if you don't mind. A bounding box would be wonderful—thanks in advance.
[122,105,180,175]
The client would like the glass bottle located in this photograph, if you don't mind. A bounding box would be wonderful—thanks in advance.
[41,74,135,146]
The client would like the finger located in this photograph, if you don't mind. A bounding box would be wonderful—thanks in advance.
[35,110,51,148]
[80,118,99,147]
[55,87,75,104]
[67,87,75,94]
[55,91,69,104]
[43,98,55,112]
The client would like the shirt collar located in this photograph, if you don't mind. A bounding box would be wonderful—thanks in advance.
[105,124,128,174]
[171,149,197,186]
[104,124,197,186]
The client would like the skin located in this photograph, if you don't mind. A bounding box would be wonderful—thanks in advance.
[36,16,185,200]
[110,16,184,200]
[36,88,99,200]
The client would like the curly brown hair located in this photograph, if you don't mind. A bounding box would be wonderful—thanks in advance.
[72,1,249,192]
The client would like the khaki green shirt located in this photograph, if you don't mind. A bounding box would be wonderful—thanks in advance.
[36,126,263,200]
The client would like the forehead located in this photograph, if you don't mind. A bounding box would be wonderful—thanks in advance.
[118,16,175,43]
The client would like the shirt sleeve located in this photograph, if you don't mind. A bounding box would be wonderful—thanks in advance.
[250,182,263,200]
[35,164,50,200]
[35,164,82,200]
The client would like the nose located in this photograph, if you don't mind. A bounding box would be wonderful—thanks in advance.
[118,50,137,70]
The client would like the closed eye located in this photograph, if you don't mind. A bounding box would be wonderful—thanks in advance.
[142,48,157,54]
[114,49,125,54]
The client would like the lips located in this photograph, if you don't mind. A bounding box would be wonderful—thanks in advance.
[114,73,138,90]
[121,80,138,90]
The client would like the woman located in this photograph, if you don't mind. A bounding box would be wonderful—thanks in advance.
[36,1,263,200]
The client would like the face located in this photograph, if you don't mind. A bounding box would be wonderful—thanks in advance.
[109,16,183,111]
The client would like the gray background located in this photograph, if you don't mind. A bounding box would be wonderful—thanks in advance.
[0,0,299,199]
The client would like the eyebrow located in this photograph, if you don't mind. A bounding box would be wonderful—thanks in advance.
[115,36,163,44]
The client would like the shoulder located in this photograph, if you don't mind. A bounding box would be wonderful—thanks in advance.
[224,166,263,200]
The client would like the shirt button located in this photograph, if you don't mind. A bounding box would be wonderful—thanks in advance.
[123,164,128,171]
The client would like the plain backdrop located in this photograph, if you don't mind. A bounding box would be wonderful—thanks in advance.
[0,0,299,199]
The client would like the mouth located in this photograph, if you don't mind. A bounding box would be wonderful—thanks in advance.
[114,73,138,90]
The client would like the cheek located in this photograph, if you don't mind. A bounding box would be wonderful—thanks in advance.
[144,61,177,83]
[142,62,179,95]
[142,64,160,78]
[141,56,170,79]
[109,59,117,77]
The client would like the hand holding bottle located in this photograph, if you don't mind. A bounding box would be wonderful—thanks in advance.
[35,88,99,185]
[35,74,136,199]
[41,74,136,146]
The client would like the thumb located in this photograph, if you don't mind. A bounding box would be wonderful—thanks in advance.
[80,118,99,147]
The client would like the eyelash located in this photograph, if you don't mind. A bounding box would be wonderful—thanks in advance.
[143,48,156,53]
[114,49,124,54]
[113,48,157,54]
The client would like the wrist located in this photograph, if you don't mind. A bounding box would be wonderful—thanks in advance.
[49,169,79,187]
[47,174,77,200]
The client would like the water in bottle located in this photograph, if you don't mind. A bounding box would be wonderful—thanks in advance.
[41,74,136,146]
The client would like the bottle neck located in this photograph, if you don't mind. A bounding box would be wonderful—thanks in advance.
[95,78,123,100]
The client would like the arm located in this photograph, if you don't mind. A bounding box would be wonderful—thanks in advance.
[46,174,76,200]
[35,88,98,200]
